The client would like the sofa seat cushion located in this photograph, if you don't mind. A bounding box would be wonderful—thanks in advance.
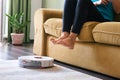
[44,18,99,42]
[92,22,120,46]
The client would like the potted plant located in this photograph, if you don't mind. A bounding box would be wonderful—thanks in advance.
[6,12,30,45]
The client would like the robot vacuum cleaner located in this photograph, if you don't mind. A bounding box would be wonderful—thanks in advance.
[18,56,54,68]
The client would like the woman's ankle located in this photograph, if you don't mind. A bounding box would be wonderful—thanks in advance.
[60,32,70,39]
[69,32,77,41]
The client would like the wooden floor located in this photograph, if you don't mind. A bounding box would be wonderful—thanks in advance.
[0,43,33,60]
[0,42,119,80]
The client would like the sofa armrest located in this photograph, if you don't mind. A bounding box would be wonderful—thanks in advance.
[33,8,63,56]
[38,8,63,22]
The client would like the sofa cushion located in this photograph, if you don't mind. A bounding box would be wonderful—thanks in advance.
[92,22,120,46]
[44,18,100,42]
[44,18,62,37]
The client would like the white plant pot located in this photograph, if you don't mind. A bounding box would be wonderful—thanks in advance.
[11,33,24,45]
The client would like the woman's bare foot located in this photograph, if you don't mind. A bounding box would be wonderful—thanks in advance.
[58,32,77,49]
[59,37,75,49]
[50,32,69,44]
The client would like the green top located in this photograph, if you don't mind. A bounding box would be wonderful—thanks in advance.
[92,0,114,21]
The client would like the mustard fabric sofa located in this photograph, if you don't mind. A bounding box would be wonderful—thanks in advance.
[33,8,120,78]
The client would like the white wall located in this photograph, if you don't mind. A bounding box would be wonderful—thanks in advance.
[30,0,42,39]
[42,0,64,9]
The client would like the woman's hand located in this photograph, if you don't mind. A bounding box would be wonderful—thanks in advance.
[94,0,111,6]
[101,0,111,5]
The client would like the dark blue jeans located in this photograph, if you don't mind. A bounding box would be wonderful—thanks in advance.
[62,0,109,34]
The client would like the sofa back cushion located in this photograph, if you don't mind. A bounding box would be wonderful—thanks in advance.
[44,18,62,37]
[78,22,100,42]
[92,22,120,46]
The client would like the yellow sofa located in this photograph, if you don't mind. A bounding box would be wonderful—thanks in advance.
[33,8,120,78]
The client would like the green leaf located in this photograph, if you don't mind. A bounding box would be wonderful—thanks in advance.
[6,12,31,33]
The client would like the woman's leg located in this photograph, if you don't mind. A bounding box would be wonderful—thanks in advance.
[72,0,106,34]
[59,0,107,49]
[62,0,77,33]
[50,0,77,44]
